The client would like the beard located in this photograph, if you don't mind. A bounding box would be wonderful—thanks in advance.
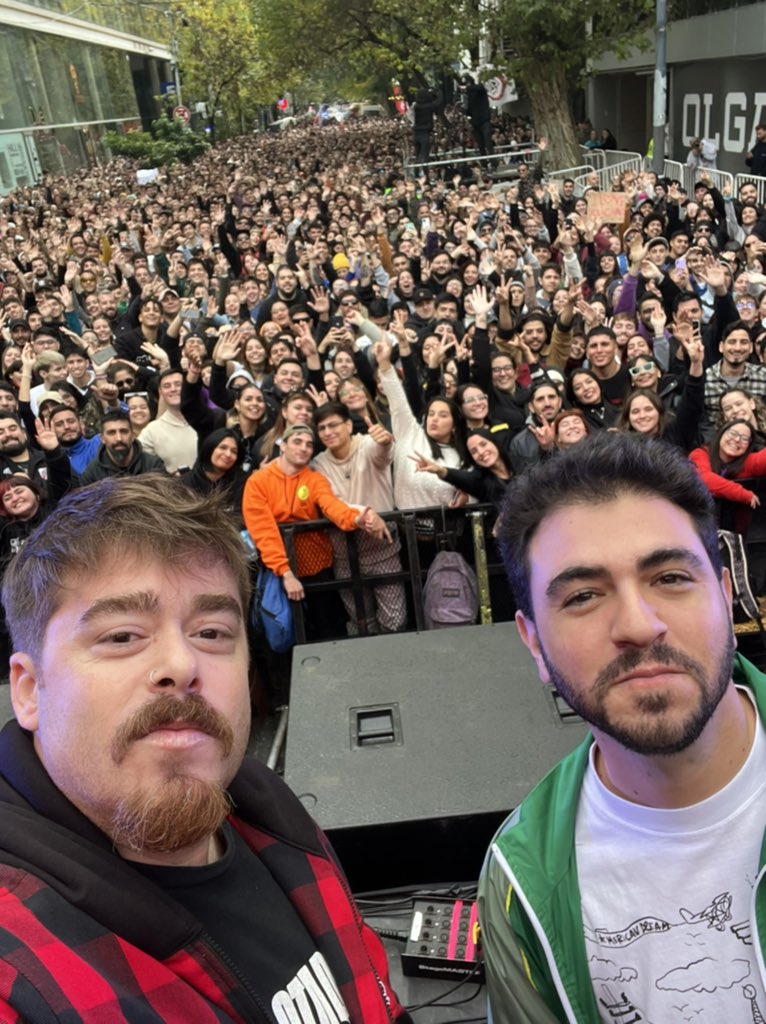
[0,440,27,458]
[108,693,240,854]
[110,774,232,854]
[107,443,131,465]
[540,633,736,757]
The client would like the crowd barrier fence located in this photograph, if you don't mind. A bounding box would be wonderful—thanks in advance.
[545,165,598,196]
[267,481,766,648]
[580,146,606,168]
[662,159,685,184]
[273,503,514,645]
[403,146,542,178]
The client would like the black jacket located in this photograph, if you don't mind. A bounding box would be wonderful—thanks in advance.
[0,721,413,1024]
[79,440,167,485]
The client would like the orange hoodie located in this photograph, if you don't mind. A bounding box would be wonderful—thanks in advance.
[242,461,361,578]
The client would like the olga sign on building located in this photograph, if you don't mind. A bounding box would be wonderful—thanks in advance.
[672,60,766,173]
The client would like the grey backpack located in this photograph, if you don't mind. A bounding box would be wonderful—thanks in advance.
[423,551,479,629]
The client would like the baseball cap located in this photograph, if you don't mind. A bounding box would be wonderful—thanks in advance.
[282,424,314,442]
[413,287,434,304]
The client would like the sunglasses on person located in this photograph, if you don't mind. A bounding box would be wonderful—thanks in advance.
[628,361,656,377]
[339,299,359,308]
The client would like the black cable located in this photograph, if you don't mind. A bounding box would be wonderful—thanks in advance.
[406,960,484,1013]
[437,980,485,1008]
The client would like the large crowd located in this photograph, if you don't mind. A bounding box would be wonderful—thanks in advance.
[1,113,766,666]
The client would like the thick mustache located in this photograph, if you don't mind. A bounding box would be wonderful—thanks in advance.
[111,694,234,763]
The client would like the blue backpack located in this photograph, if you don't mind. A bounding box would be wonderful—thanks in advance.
[252,567,295,653]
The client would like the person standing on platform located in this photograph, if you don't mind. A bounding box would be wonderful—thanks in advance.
[411,87,441,168]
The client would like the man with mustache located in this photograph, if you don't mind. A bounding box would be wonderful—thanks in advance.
[479,434,766,1023]
[0,476,411,1024]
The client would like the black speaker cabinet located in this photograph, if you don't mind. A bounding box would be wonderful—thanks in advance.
[284,623,589,891]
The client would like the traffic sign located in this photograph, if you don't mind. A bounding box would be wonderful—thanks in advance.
[173,105,190,124]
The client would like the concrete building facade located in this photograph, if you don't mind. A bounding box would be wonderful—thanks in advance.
[589,0,766,175]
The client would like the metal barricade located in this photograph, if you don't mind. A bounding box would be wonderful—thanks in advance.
[663,159,685,183]
[736,173,766,205]
[581,146,605,168]
[682,166,734,196]
[545,164,597,196]
[602,149,643,170]
[574,158,639,192]
[403,146,541,178]
[270,503,510,645]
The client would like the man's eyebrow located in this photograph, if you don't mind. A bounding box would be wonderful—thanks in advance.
[78,592,159,626]
[636,547,706,574]
[544,547,707,602]
[191,594,243,621]
[545,566,606,602]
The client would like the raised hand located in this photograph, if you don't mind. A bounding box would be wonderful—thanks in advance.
[373,336,393,369]
[293,320,318,358]
[529,418,555,451]
[364,415,392,446]
[575,298,600,327]
[649,306,667,336]
[468,282,493,320]
[408,452,442,475]
[495,274,511,306]
[34,416,59,452]
[697,254,727,292]
[305,383,327,406]
[214,329,242,365]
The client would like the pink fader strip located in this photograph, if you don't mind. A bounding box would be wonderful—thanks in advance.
[447,900,463,959]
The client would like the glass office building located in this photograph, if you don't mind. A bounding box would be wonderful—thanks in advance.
[0,0,173,188]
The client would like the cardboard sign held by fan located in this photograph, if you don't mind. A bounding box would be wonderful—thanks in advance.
[586,191,629,226]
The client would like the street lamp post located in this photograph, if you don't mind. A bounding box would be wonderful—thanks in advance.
[652,0,667,174]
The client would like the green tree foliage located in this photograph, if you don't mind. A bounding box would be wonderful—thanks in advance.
[251,0,477,89]
[106,116,209,168]
[486,0,655,165]
[172,0,271,139]
[253,0,655,168]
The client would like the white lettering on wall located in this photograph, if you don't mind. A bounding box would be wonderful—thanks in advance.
[701,93,720,147]
[682,94,700,146]
[682,91,766,154]
[724,92,747,152]
[751,93,766,147]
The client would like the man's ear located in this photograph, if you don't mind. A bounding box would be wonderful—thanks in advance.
[515,610,551,684]
[9,653,40,732]
[720,566,736,640]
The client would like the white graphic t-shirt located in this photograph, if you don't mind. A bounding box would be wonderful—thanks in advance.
[576,688,766,1024]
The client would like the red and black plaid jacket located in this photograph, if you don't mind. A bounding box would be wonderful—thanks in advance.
[0,722,412,1023]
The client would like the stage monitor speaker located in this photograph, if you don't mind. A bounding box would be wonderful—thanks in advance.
[284,623,589,891]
